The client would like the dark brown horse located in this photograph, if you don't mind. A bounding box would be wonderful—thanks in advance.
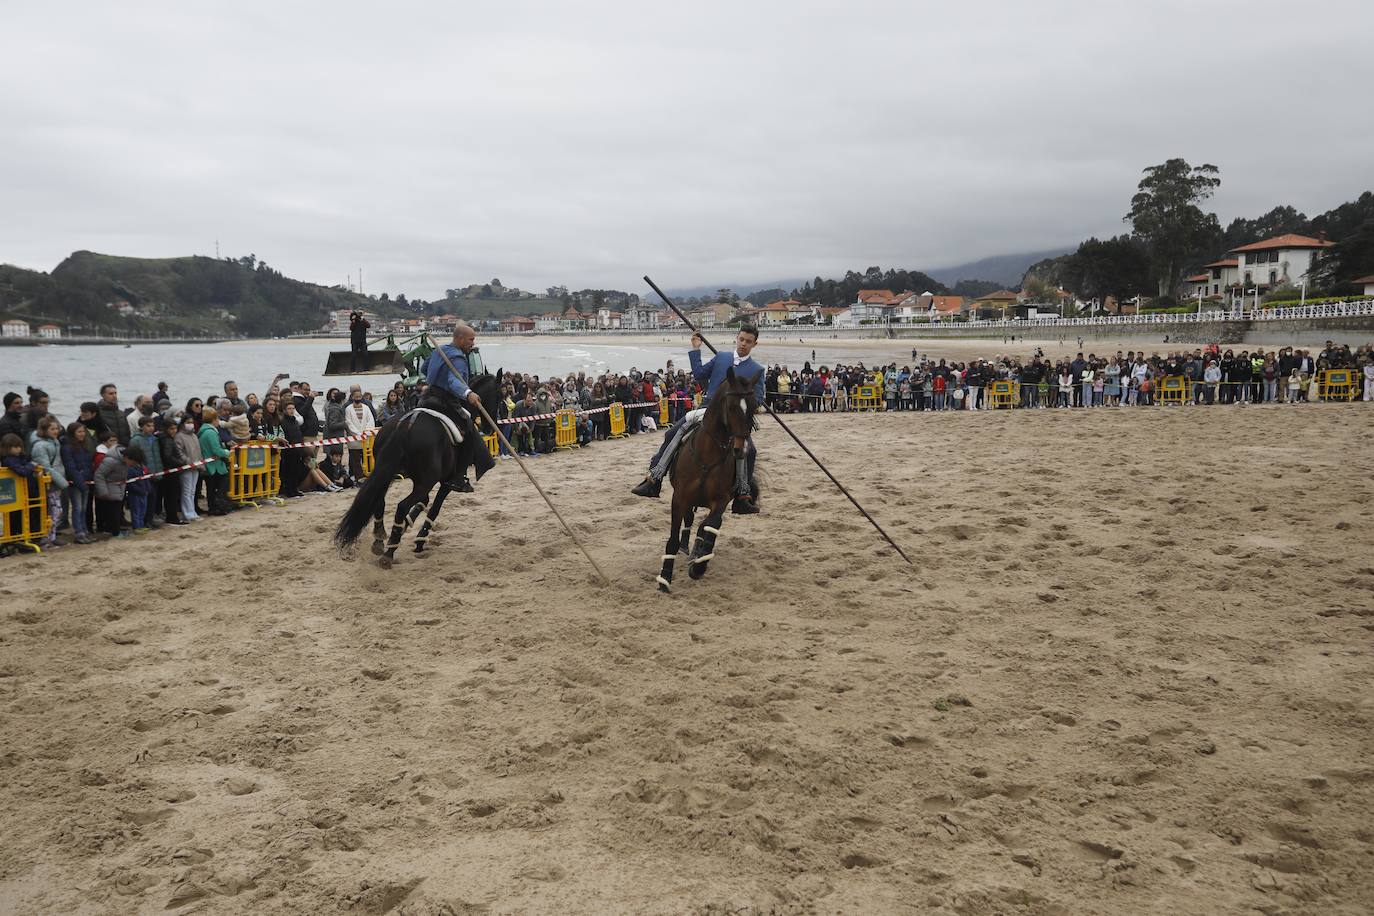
[656,368,760,592]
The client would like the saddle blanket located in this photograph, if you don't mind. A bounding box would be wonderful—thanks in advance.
[411,407,465,444]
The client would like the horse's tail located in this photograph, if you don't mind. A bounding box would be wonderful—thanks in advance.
[333,428,403,551]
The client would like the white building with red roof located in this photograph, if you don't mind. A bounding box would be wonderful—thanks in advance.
[1228,233,1333,293]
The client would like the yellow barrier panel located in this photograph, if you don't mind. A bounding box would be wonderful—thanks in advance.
[361,433,376,476]
[227,440,283,508]
[1158,375,1190,406]
[609,402,627,438]
[693,393,702,408]
[485,434,498,459]
[1319,368,1354,401]
[852,384,882,411]
[659,397,669,425]
[988,379,1019,409]
[555,409,580,449]
[0,468,50,554]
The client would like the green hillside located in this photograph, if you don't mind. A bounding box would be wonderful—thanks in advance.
[0,251,410,337]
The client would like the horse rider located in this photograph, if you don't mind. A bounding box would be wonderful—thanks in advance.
[630,324,767,514]
[421,321,485,492]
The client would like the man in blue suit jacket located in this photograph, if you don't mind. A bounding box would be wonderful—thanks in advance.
[631,325,766,513]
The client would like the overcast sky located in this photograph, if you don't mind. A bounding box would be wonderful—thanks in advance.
[3,1,1372,298]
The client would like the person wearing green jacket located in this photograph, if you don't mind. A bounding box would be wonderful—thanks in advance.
[197,407,231,515]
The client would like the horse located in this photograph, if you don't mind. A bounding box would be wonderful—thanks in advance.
[333,371,503,567]
[656,367,761,593]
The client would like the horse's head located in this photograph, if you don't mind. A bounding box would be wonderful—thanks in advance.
[719,367,760,449]
[469,368,504,431]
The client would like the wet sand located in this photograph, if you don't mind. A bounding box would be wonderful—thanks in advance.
[1,403,1372,914]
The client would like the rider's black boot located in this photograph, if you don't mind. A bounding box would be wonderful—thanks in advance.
[456,475,474,493]
[631,477,662,498]
[731,494,759,515]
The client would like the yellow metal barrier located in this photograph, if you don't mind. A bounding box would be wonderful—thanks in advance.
[485,434,498,459]
[609,402,627,438]
[0,468,50,554]
[988,379,1019,409]
[227,440,283,507]
[361,432,376,476]
[659,397,669,425]
[555,409,580,450]
[1319,368,1355,401]
[852,384,882,411]
[1158,376,1190,406]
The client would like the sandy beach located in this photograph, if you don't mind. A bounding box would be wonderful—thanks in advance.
[2,404,1372,914]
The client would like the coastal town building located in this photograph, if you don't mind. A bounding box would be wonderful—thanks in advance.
[970,290,1019,318]
[1355,274,1374,297]
[621,303,659,330]
[38,324,62,339]
[688,302,736,328]
[1230,233,1332,292]
[500,316,535,333]
[2,319,31,338]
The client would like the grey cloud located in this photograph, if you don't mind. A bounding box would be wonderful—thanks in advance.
[3,0,1372,298]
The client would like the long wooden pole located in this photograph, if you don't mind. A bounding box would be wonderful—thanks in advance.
[431,345,611,584]
[643,276,913,566]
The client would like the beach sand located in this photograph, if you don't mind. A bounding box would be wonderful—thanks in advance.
[1,404,1372,914]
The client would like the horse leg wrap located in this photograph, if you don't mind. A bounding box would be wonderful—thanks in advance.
[691,526,720,566]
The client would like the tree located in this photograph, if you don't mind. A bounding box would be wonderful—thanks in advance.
[1313,215,1374,291]
[1125,158,1222,297]
[1061,235,1151,305]
[480,284,493,297]
[1220,204,1309,251]
[715,288,739,305]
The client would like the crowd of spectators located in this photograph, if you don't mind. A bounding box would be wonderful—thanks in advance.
[760,341,1374,411]
[4,339,1372,553]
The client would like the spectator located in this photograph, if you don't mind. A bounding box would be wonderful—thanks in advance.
[131,415,163,529]
[344,385,375,480]
[61,422,96,543]
[0,393,24,445]
[155,417,187,526]
[95,383,130,446]
[30,416,67,549]
[93,440,137,537]
[197,407,231,516]
[174,415,203,521]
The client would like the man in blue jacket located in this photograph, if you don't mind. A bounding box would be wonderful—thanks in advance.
[420,322,485,492]
[631,325,767,513]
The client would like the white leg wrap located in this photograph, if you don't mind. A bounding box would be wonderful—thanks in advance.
[661,554,676,561]
[655,576,671,590]
[691,553,715,565]
[703,526,720,536]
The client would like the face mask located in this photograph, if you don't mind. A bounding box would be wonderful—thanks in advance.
[183,423,195,431]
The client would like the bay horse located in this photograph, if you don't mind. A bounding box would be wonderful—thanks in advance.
[333,371,502,567]
[656,367,761,592]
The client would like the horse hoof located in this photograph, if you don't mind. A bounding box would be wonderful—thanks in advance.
[688,563,707,580]
[371,539,384,556]
[377,555,393,570]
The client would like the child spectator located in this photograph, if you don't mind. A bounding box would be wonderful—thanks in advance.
[2,432,39,544]
[321,450,355,489]
[197,407,231,516]
[174,415,203,521]
[93,442,140,538]
[228,403,251,442]
[126,448,154,534]
[62,422,96,543]
[29,416,67,549]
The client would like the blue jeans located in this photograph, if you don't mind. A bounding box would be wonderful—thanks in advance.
[129,486,149,529]
[69,487,90,536]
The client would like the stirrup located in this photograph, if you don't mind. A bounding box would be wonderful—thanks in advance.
[731,495,759,515]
